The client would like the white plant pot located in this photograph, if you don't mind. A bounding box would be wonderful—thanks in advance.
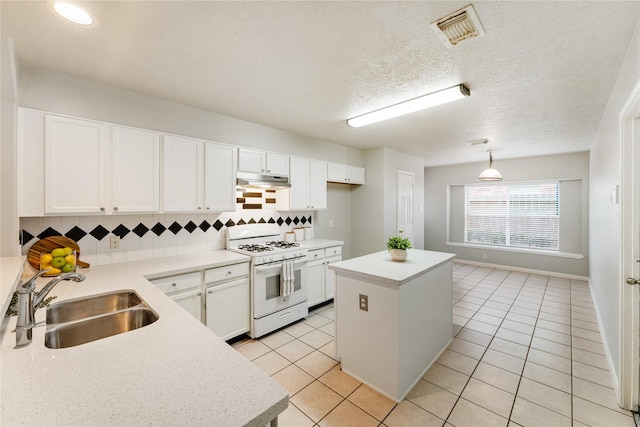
[389,249,407,262]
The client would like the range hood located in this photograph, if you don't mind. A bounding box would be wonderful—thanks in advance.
[236,171,291,190]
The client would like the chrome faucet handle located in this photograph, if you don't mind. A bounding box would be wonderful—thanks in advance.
[18,269,51,294]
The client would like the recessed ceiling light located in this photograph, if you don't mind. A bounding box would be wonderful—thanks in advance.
[52,2,94,26]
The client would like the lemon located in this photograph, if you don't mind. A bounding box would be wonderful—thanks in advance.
[63,247,73,256]
[44,267,61,276]
[51,248,66,258]
[40,253,53,264]
[64,254,76,265]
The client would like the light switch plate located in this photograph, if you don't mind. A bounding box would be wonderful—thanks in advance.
[359,294,368,311]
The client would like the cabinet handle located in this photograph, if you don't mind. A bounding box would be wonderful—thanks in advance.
[197,206,202,210]
[197,292,202,296]
[113,206,118,211]
[267,169,271,173]
[208,290,213,294]
[227,271,232,275]
[100,207,105,212]
[171,283,177,287]
[206,207,210,210]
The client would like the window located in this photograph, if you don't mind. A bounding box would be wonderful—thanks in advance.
[465,182,559,250]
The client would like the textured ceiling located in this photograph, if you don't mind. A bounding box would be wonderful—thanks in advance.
[2,1,639,166]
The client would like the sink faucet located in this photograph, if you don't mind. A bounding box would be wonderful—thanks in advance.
[15,270,86,347]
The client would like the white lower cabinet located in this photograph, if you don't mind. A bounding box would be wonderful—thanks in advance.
[307,245,342,308]
[205,278,250,341]
[149,261,250,341]
[171,288,203,321]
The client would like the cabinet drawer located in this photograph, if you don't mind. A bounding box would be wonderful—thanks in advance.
[150,271,201,295]
[325,246,342,257]
[308,249,325,262]
[205,262,249,284]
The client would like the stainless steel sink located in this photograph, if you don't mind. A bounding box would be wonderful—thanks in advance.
[45,308,159,349]
[46,290,143,324]
[44,290,159,349]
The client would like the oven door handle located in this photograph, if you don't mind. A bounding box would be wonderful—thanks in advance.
[254,259,307,273]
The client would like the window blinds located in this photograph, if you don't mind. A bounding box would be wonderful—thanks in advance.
[465,182,559,250]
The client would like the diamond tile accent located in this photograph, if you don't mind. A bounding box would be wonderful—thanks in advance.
[112,224,130,239]
[37,227,61,239]
[268,217,276,224]
[258,217,266,223]
[225,219,235,227]
[168,221,182,235]
[21,230,35,245]
[132,223,149,238]
[248,218,257,224]
[89,225,109,241]
[184,221,197,233]
[301,216,307,224]
[285,217,292,225]
[213,220,224,231]
[277,217,284,226]
[65,226,87,242]
[151,222,166,236]
[293,217,300,225]
[237,219,247,225]
[199,220,211,232]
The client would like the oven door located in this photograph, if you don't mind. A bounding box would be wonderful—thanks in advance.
[253,258,308,318]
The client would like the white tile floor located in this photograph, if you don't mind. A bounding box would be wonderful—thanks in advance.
[233,262,636,426]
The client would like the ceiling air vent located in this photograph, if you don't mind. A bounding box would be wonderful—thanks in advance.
[431,4,485,47]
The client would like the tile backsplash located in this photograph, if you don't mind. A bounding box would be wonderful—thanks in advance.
[20,208,312,267]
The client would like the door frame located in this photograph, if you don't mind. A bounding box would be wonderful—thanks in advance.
[618,78,640,410]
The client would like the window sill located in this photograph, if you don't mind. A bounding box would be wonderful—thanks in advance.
[446,242,585,260]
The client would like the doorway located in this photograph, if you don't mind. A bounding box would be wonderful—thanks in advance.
[619,83,640,411]
[397,170,414,244]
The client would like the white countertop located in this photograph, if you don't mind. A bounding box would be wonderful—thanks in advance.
[0,251,288,427]
[328,249,456,287]
[0,255,26,316]
[299,238,344,251]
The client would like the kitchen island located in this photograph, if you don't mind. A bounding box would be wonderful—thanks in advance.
[329,249,456,402]
[0,252,288,427]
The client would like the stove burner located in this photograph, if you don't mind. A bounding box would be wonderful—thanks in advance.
[237,244,274,253]
[265,241,300,249]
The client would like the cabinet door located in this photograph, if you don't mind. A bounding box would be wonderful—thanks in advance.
[111,126,160,213]
[325,256,341,301]
[307,259,325,307]
[204,142,237,212]
[238,148,265,173]
[205,278,250,341]
[327,162,348,183]
[308,159,327,209]
[171,288,203,322]
[288,156,309,210]
[44,115,107,214]
[163,135,202,212]
[266,152,289,176]
[347,166,365,185]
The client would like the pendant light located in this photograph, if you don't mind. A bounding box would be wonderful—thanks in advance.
[477,151,503,181]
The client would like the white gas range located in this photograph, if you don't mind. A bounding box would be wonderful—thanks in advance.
[226,224,308,338]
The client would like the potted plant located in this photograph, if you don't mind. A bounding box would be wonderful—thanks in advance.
[386,235,411,261]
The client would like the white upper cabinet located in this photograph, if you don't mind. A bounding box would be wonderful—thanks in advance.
[44,115,107,214]
[327,162,365,185]
[238,148,289,176]
[277,157,327,211]
[111,126,160,213]
[204,141,237,212]
[162,135,203,212]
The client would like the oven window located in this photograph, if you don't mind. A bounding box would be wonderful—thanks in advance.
[265,269,302,300]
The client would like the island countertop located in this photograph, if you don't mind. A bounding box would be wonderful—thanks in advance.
[0,251,288,427]
[328,249,456,287]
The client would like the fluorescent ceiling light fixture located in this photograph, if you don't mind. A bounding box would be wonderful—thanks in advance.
[347,84,470,128]
[477,151,503,181]
[52,2,94,26]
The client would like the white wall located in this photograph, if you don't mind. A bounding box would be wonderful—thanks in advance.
[0,37,19,257]
[424,152,590,277]
[352,148,425,257]
[589,22,640,381]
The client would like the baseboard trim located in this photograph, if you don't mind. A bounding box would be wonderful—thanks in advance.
[455,259,589,281]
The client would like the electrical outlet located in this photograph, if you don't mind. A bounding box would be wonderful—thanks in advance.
[329,219,334,228]
[110,235,120,249]
[359,294,368,311]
